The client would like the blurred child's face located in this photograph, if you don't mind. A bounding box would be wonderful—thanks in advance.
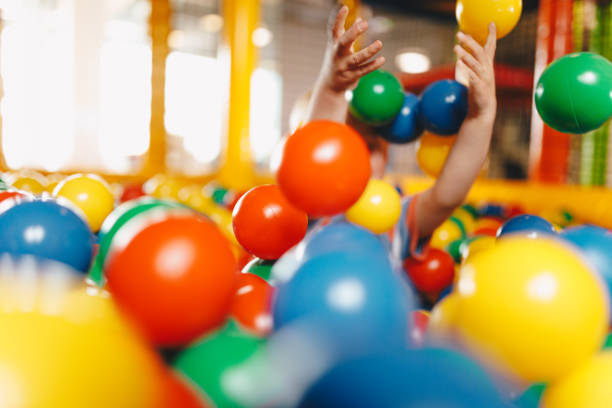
[346,116,389,179]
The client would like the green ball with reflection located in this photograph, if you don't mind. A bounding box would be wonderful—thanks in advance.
[350,70,404,125]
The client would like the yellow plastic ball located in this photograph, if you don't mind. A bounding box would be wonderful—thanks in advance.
[10,174,47,194]
[0,270,165,408]
[541,351,612,408]
[53,174,115,232]
[143,174,186,200]
[461,235,496,263]
[207,205,238,245]
[431,218,465,250]
[428,294,459,343]
[178,184,217,214]
[453,207,476,234]
[454,237,609,383]
[346,179,402,234]
[416,132,456,178]
[456,0,523,45]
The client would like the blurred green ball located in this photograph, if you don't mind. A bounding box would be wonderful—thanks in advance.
[350,70,404,126]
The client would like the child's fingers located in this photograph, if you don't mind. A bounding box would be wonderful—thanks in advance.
[338,18,368,55]
[454,45,483,76]
[484,23,497,60]
[352,56,385,78]
[346,40,382,68]
[456,59,478,86]
[331,5,349,40]
[456,31,487,64]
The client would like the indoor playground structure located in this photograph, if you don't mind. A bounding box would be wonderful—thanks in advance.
[3,0,612,407]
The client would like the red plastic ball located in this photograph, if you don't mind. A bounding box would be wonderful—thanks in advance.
[403,248,455,294]
[277,120,371,217]
[0,190,25,203]
[232,184,308,260]
[120,184,146,203]
[410,310,430,348]
[163,371,210,408]
[106,213,238,347]
[230,273,274,336]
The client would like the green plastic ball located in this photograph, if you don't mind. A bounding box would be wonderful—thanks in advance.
[349,70,404,125]
[535,52,612,134]
[174,321,266,408]
[242,258,274,282]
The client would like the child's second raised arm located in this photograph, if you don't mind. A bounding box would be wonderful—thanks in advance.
[414,24,498,239]
[305,6,385,124]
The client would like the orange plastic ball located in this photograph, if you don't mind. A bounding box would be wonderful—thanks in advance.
[416,132,456,178]
[106,213,238,347]
[232,185,308,260]
[277,120,371,217]
[163,371,210,408]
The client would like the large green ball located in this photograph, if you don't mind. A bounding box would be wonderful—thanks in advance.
[174,321,266,408]
[349,70,404,126]
[535,52,612,134]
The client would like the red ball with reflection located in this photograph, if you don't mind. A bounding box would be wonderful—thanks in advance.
[106,213,238,347]
[163,371,210,408]
[410,310,430,348]
[277,120,371,217]
[232,184,308,260]
[404,248,455,294]
[120,183,146,203]
[230,273,274,336]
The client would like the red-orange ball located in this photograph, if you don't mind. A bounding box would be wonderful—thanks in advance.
[232,184,308,260]
[277,120,371,217]
[404,248,455,294]
[230,273,274,336]
[106,213,238,347]
[163,371,210,408]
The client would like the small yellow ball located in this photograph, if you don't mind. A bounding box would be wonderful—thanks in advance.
[346,179,402,234]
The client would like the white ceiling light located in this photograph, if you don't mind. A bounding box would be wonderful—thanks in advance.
[252,27,273,48]
[395,50,431,74]
[199,14,224,32]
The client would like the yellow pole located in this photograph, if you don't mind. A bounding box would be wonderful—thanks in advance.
[218,0,259,191]
[144,0,170,177]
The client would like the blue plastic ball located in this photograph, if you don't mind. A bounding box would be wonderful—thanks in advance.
[497,215,557,239]
[0,199,95,272]
[479,204,506,219]
[562,225,612,322]
[419,80,468,135]
[381,93,424,144]
[299,348,506,408]
[302,218,389,263]
[273,251,414,350]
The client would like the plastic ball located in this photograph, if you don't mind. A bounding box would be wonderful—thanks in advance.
[349,70,405,125]
[178,184,217,214]
[174,321,266,408]
[230,273,274,336]
[453,207,477,233]
[562,225,612,323]
[277,120,371,217]
[541,351,612,408]
[428,293,459,343]
[497,214,556,239]
[120,183,146,203]
[456,0,522,45]
[6,172,47,194]
[535,52,612,134]
[144,174,187,200]
[514,383,546,408]
[273,252,414,350]
[404,248,455,294]
[345,179,402,234]
[460,235,496,263]
[53,174,115,232]
[431,216,466,250]
[410,310,430,347]
[302,219,390,264]
[419,80,468,135]
[0,190,26,204]
[163,371,210,408]
[473,216,503,236]
[299,348,505,407]
[416,132,456,177]
[0,261,167,408]
[243,257,274,282]
[453,237,609,383]
[232,184,308,260]
[0,198,94,272]
[381,93,424,144]
[105,212,238,347]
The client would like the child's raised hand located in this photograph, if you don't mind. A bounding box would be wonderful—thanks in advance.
[319,5,385,93]
[454,24,498,121]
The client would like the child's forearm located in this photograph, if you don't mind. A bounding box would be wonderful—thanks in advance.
[416,114,495,238]
[305,81,349,124]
